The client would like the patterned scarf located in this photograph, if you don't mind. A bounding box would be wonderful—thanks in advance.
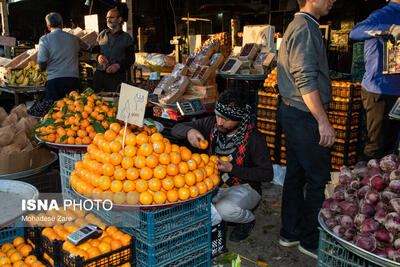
[211,101,252,155]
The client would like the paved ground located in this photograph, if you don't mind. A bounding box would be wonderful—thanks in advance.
[212,183,317,267]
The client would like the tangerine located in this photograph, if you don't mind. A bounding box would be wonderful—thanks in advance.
[126,168,139,180]
[173,175,185,188]
[199,140,208,149]
[159,153,170,165]
[148,178,162,191]
[178,162,189,174]
[170,152,181,164]
[134,156,146,169]
[110,180,123,193]
[140,167,153,180]
[152,141,165,154]
[135,179,148,193]
[153,191,167,204]
[189,186,199,198]
[166,164,179,176]
[122,180,135,192]
[124,145,136,157]
[121,157,134,169]
[184,172,196,186]
[104,130,117,142]
[145,155,159,168]
[162,178,174,191]
[139,192,153,205]
[153,166,167,179]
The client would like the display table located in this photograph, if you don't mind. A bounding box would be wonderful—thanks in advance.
[0,84,45,105]
[216,73,267,111]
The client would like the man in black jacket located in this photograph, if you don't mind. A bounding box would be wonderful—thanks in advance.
[171,89,273,242]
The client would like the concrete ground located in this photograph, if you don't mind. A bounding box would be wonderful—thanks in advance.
[212,183,317,267]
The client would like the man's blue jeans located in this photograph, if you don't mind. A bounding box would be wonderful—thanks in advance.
[278,103,331,249]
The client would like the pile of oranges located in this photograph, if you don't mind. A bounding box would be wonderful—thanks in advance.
[34,89,117,145]
[69,123,220,205]
[59,226,132,263]
[0,236,45,267]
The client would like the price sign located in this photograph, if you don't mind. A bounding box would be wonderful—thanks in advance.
[117,83,148,127]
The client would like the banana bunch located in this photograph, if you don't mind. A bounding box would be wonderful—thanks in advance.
[8,61,47,87]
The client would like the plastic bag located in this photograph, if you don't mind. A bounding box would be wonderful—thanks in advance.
[211,203,222,226]
[271,164,286,186]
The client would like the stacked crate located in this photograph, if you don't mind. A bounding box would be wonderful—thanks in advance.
[328,81,362,170]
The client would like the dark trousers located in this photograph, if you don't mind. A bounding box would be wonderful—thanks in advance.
[45,77,79,101]
[93,70,126,93]
[361,87,400,159]
[278,103,331,249]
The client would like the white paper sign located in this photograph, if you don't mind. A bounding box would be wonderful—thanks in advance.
[117,83,148,127]
[84,14,99,33]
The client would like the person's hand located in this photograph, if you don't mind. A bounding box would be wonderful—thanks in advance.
[187,128,204,149]
[106,63,120,74]
[98,54,109,66]
[318,120,335,147]
[217,159,233,173]
[389,24,400,40]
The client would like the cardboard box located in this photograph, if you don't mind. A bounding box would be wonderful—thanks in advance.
[325,172,340,199]
[159,75,190,104]
[220,58,242,74]
[239,43,259,61]
[0,146,53,175]
[209,53,225,69]
[153,75,174,95]
[185,85,218,98]
[191,65,212,85]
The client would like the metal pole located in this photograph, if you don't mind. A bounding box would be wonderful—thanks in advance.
[0,0,11,58]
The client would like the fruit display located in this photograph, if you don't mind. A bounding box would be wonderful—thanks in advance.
[69,124,220,205]
[7,61,47,87]
[34,89,117,145]
[0,104,38,154]
[0,236,46,267]
[263,67,277,88]
[27,100,53,118]
[321,154,400,262]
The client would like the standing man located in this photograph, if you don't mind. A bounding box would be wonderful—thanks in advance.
[38,12,90,101]
[91,3,135,92]
[277,0,336,258]
[350,0,400,160]
[171,89,273,242]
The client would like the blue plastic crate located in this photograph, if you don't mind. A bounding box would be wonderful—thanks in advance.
[135,220,211,267]
[318,228,379,267]
[0,220,24,245]
[164,247,210,267]
[124,193,211,241]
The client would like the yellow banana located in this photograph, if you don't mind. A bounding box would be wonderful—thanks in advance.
[20,76,29,86]
[33,72,41,82]
[8,75,16,85]
[16,74,24,84]
[15,69,23,78]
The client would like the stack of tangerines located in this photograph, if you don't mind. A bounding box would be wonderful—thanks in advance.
[69,123,220,205]
[46,226,131,263]
[0,237,46,267]
[34,88,117,145]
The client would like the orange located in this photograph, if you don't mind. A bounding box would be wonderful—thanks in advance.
[110,240,122,250]
[205,165,214,176]
[114,168,126,180]
[184,172,196,186]
[113,192,126,204]
[126,168,140,180]
[124,145,136,157]
[110,141,122,153]
[122,180,135,192]
[200,154,209,165]
[139,143,153,157]
[101,141,111,153]
[18,245,32,257]
[187,160,197,171]
[140,167,153,180]
[121,157,134,169]
[196,182,207,194]
[120,234,132,246]
[87,247,101,259]
[119,127,131,137]
[104,129,117,142]
[125,133,136,146]
[194,169,204,182]
[148,178,162,191]
[98,242,111,254]
[170,152,181,164]
[135,179,148,193]
[24,255,37,265]
[164,141,172,154]
[102,164,115,177]
[191,153,202,165]
[106,226,118,235]
[0,258,11,265]
[159,153,170,165]
[199,140,208,149]
[126,192,139,205]
[180,149,192,162]
[9,251,22,263]
[220,156,230,162]
[150,132,163,143]
[90,239,101,247]
[171,144,180,152]
[139,191,153,205]
[153,191,167,204]
[109,123,121,133]
[110,180,123,193]
[62,241,75,252]
[145,155,159,168]
[189,186,199,198]
[166,164,179,176]
[162,178,174,191]
[178,162,189,174]
[134,156,146,169]
[153,166,167,179]
[173,175,185,188]
[75,249,89,260]
[110,152,123,166]
[13,237,24,247]
[78,242,91,252]
[12,260,26,267]
[152,141,165,154]
[136,133,149,145]
[204,178,214,190]
[99,176,111,190]
[178,187,190,200]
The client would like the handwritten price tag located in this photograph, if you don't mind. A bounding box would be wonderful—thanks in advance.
[117,83,148,127]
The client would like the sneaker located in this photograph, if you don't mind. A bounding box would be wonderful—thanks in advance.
[279,236,300,247]
[229,221,255,242]
[298,244,318,259]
